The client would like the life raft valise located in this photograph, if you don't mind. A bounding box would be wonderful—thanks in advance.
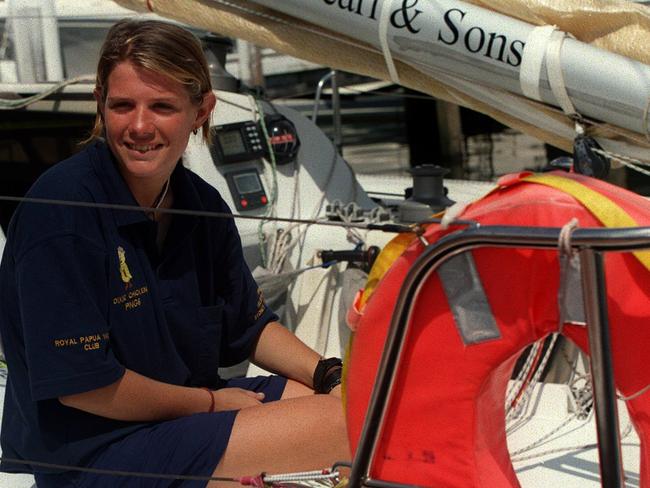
[345,171,650,487]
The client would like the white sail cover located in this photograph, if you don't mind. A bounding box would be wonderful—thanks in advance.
[114,0,650,160]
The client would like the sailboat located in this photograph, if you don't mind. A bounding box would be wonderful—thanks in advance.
[1,0,650,486]
[108,1,650,487]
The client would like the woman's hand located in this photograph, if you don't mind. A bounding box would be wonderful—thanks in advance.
[213,388,265,411]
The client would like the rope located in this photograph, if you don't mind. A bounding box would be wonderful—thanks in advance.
[557,218,579,334]
[262,137,343,274]
[618,383,650,402]
[506,334,560,422]
[505,337,560,422]
[505,341,542,413]
[512,440,596,463]
[0,75,95,110]
[592,147,650,166]
[511,417,636,464]
[592,147,650,177]
[510,411,583,459]
[510,373,597,461]
[255,97,279,268]
[334,202,366,246]
[558,218,579,258]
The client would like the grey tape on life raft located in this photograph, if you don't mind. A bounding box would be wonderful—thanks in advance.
[559,254,586,325]
[437,252,501,345]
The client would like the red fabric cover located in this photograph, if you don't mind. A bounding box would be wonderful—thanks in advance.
[346,172,650,487]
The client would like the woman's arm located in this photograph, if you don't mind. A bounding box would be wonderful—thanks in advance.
[249,321,321,388]
[59,369,264,421]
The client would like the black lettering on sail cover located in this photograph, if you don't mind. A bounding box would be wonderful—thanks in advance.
[320,1,525,68]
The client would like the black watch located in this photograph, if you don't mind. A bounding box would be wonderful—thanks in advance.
[313,357,343,394]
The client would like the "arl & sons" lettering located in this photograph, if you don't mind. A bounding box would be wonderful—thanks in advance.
[438,8,524,67]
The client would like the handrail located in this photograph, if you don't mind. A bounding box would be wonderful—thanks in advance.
[311,69,342,152]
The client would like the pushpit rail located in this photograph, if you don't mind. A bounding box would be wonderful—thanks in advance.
[349,225,650,488]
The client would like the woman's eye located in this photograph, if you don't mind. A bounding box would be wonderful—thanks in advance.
[109,102,131,110]
[154,103,176,112]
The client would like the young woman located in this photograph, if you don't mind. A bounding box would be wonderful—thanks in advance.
[0,19,349,487]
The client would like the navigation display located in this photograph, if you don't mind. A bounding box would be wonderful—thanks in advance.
[218,130,247,157]
[233,173,262,194]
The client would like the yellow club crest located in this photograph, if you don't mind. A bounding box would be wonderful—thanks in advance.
[117,246,133,289]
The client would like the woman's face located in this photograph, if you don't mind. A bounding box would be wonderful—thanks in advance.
[97,61,215,184]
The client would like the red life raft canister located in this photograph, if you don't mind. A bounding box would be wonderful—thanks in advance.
[345,172,650,487]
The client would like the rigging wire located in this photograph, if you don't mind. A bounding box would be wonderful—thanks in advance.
[0,194,415,234]
[0,456,240,484]
[0,455,342,486]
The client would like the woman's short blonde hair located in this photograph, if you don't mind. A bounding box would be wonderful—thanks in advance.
[89,19,213,143]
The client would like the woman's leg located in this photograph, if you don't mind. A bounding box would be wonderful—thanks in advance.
[210,394,349,485]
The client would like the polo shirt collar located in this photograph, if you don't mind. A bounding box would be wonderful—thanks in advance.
[169,158,204,216]
[90,141,148,227]
[89,141,204,228]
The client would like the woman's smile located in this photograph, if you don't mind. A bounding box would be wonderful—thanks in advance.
[124,142,164,154]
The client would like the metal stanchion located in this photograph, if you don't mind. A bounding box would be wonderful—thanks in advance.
[580,249,625,488]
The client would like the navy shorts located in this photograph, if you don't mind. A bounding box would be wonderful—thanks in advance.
[34,375,287,488]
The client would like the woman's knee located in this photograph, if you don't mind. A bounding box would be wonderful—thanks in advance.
[213,395,349,479]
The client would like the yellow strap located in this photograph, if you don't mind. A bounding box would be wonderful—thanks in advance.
[360,232,415,308]
[341,333,352,411]
[523,174,650,271]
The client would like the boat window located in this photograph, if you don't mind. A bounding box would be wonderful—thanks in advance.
[59,25,109,78]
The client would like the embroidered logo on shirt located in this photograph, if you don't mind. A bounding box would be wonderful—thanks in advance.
[112,246,149,311]
[53,332,109,352]
[253,288,266,321]
[117,246,133,289]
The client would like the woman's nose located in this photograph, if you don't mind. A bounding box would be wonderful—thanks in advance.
[129,107,155,138]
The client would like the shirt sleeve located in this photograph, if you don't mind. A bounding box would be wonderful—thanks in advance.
[217,219,278,367]
[16,234,125,400]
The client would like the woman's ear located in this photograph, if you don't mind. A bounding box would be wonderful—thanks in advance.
[196,91,217,127]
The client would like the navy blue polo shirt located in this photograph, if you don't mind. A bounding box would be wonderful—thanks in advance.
[0,141,277,474]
